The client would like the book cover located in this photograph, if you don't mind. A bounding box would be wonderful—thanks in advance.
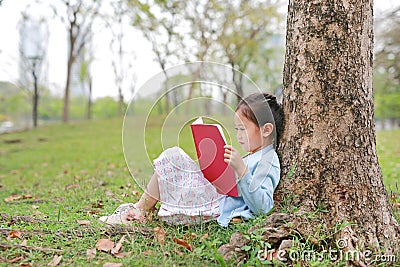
[190,117,238,197]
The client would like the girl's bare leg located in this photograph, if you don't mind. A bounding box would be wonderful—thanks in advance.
[135,172,160,211]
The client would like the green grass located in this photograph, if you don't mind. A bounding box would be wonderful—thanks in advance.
[0,117,398,266]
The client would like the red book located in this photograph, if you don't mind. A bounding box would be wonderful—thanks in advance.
[190,117,238,197]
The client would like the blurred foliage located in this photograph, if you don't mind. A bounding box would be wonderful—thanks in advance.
[127,0,285,99]
[374,6,400,123]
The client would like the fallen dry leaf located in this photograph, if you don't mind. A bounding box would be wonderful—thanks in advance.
[4,194,29,203]
[86,248,97,260]
[87,209,101,214]
[20,240,28,246]
[153,227,166,246]
[32,205,40,209]
[173,238,193,251]
[47,255,62,266]
[231,217,243,223]
[4,195,20,202]
[65,184,80,190]
[92,201,104,209]
[394,202,400,208]
[18,263,32,267]
[7,256,23,263]
[103,262,122,267]
[96,239,115,252]
[9,230,22,239]
[200,233,209,241]
[77,220,90,226]
[184,233,197,240]
[111,235,125,255]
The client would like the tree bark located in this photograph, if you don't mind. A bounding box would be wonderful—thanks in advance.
[32,68,38,128]
[276,0,399,258]
[87,77,92,120]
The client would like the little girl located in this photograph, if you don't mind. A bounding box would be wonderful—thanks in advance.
[99,93,284,226]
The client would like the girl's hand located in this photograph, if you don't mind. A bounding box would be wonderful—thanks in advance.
[224,145,247,179]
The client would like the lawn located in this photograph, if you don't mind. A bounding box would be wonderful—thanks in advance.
[0,117,399,266]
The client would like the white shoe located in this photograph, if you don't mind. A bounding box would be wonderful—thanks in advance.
[98,203,135,225]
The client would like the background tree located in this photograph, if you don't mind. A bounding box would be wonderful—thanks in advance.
[128,0,285,109]
[51,0,102,122]
[109,0,136,117]
[274,0,399,262]
[129,0,185,114]
[18,10,49,128]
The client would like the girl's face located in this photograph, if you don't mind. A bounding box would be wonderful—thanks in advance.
[234,111,263,153]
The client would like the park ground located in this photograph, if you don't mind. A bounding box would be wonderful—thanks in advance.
[0,116,399,266]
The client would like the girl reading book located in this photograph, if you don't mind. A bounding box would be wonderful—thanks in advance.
[99,93,284,226]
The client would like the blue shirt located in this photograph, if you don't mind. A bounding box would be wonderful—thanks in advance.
[217,144,280,226]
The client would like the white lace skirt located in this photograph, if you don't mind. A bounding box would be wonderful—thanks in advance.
[154,147,223,225]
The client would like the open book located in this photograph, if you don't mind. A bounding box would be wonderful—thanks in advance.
[190,117,238,197]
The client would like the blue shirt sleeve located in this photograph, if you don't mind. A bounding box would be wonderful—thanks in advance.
[236,153,280,214]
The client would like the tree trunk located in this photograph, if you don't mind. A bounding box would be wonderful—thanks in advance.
[118,86,124,117]
[63,45,74,123]
[32,69,38,128]
[276,0,399,259]
[87,77,92,120]
[231,62,244,103]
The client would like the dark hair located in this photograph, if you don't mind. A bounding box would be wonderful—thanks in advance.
[235,93,284,147]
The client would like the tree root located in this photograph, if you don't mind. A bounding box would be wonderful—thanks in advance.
[218,212,398,266]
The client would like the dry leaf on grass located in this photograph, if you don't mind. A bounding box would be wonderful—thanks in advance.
[47,255,62,266]
[4,194,33,203]
[103,262,122,267]
[32,205,40,209]
[152,227,165,246]
[77,220,90,226]
[7,256,23,263]
[87,209,101,214]
[183,233,197,240]
[65,184,80,190]
[111,235,125,255]
[8,230,22,239]
[20,240,28,246]
[18,263,32,267]
[96,239,115,252]
[200,233,209,240]
[92,201,104,209]
[173,238,193,251]
[86,248,97,260]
